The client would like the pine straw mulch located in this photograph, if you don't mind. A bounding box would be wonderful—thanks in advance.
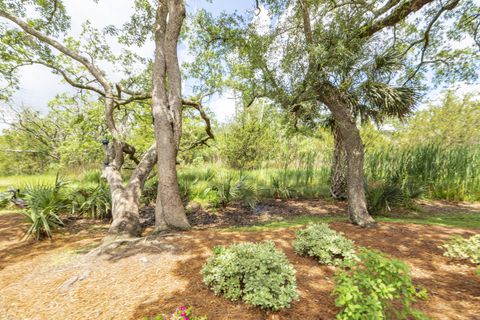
[0,201,479,320]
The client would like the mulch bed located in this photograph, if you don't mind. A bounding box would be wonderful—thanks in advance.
[0,200,479,320]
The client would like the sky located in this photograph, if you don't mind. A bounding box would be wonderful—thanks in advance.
[3,0,480,129]
[6,0,255,127]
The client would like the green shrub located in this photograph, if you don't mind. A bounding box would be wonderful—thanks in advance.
[20,176,68,240]
[294,223,357,266]
[70,182,111,219]
[366,180,423,215]
[440,235,480,264]
[146,306,207,320]
[201,241,299,311]
[333,249,428,320]
[206,174,257,209]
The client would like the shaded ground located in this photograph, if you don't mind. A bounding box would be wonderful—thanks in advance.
[0,200,479,320]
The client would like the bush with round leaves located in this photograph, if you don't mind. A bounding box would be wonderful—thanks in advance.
[201,241,299,311]
[294,223,357,266]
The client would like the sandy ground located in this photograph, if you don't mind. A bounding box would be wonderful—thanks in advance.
[0,202,479,320]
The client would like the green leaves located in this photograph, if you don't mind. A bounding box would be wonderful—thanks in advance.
[201,241,299,311]
[294,223,357,266]
[440,235,480,265]
[333,249,428,320]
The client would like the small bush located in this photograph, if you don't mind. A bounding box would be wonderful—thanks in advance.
[69,182,111,219]
[21,176,68,240]
[206,174,257,209]
[367,180,423,215]
[201,241,299,311]
[146,306,207,320]
[440,235,480,264]
[294,223,357,266]
[333,249,428,320]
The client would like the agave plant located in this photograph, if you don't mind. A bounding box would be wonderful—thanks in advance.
[21,175,68,240]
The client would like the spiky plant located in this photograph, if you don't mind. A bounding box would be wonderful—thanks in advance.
[21,175,68,240]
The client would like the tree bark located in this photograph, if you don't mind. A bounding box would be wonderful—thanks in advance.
[319,84,376,227]
[330,125,348,200]
[103,144,157,237]
[151,0,190,231]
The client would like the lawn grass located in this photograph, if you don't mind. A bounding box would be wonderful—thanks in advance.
[376,213,480,229]
[0,174,58,191]
[226,212,480,231]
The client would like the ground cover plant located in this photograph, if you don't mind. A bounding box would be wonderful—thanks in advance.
[201,241,299,311]
[333,249,428,320]
[294,223,357,266]
[440,235,480,265]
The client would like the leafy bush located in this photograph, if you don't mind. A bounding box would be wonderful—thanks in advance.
[367,180,423,215]
[21,176,68,240]
[70,182,111,219]
[333,249,428,320]
[206,174,257,209]
[201,241,299,311]
[440,235,480,264]
[294,223,357,266]
[146,306,207,320]
[269,175,295,199]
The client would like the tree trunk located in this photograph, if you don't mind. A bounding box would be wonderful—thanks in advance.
[330,125,348,200]
[151,0,190,231]
[103,144,158,237]
[108,188,142,237]
[320,84,376,227]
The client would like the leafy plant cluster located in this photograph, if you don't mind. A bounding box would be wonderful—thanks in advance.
[333,249,428,320]
[146,306,207,320]
[20,175,68,240]
[293,224,428,319]
[366,179,424,215]
[14,170,112,240]
[440,235,480,265]
[201,241,299,311]
[293,223,357,266]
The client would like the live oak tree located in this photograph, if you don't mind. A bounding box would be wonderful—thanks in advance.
[187,0,479,226]
[0,0,213,236]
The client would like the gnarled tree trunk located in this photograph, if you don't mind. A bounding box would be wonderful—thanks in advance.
[151,0,190,231]
[330,125,348,200]
[320,84,376,227]
[103,145,157,237]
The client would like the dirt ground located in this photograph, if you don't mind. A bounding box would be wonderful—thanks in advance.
[0,200,479,320]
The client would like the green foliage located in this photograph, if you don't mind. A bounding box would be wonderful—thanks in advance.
[20,176,67,240]
[294,223,357,266]
[146,306,207,320]
[365,143,480,201]
[0,191,10,209]
[218,102,280,170]
[333,249,428,320]
[366,180,423,215]
[201,241,299,311]
[440,235,480,265]
[206,174,257,209]
[69,182,111,219]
